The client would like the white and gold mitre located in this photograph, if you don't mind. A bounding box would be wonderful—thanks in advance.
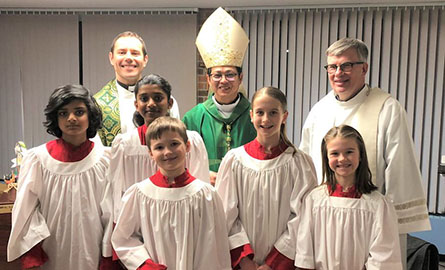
[196,7,249,68]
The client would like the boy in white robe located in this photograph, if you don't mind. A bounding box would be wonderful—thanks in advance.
[7,85,113,269]
[109,74,209,224]
[111,116,231,270]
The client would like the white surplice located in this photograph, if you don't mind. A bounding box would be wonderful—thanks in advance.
[216,146,317,264]
[7,143,113,270]
[295,185,403,270]
[111,179,231,270]
[299,86,430,234]
[109,129,210,222]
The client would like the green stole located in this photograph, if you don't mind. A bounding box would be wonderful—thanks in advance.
[183,95,256,172]
[94,79,121,146]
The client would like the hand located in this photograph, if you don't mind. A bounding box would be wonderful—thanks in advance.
[257,264,272,270]
[209,171,217,186]
[239,257,258,270]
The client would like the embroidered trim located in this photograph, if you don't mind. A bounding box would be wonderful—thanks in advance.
[398,214,429,224]
[394,198,427,211]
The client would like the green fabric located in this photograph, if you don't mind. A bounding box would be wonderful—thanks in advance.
[94,79,121,146]
[183,95,256,172]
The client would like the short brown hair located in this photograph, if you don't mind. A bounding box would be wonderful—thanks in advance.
[146,116,188,150]
[110,31,147,56]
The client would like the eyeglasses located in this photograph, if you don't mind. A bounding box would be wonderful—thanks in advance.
[210,73,238,82]
[324,62,364,74]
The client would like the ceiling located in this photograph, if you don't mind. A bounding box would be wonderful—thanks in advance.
[0,0,441,10]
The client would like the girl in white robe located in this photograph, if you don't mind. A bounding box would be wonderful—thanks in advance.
[109,74,209,224]
[7,85,113,269]
[111,117,231,270]
[295,125,402,270]
[216,87,317,270]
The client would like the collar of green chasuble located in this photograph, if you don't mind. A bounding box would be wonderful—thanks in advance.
[203,94,251,151]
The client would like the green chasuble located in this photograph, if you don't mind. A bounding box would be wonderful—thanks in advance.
[94,79,121,146]
[182,94,256,172]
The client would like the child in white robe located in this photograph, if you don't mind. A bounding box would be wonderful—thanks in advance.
[7,84,113,269]
[109,74,209,225]
[295,125,402,270]
[111,116,231,270]
[216,86,317,270]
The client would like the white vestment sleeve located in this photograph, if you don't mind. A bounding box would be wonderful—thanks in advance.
[294,195,315,269]
[192,187,231,269]
[7,150,50,262]
[378,99,430,233]
[108,134,130,223]
[100,148,114,257]
[274,152,317,259]
[112,185,150,269]
[216,151,250,250]
[186,131,210,183]
[367,196,402,269]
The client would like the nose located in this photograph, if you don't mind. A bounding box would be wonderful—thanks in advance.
[338,153,346,161]
[219,74,229,83]
[67,112,77,122]
[146,98,156,107]
[334,66,344,75]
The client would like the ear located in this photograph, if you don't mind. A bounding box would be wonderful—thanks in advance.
[134,99,139,110]
[362,62,369,75]
[108,51,114,66]
[143,54,149,68]
[239,72,243,82]
[250,109,253,122]
[148,146,154,158]
[185,140,191,153]
[282,110,289,124]
[168,98,173,110]
[206,73,212,85]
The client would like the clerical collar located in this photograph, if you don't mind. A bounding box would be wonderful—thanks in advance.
[117,80,136,93]
[335,84,366,101]
[213,94,241,118]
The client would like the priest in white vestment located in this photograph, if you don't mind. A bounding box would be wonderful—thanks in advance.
[299,37,431,269]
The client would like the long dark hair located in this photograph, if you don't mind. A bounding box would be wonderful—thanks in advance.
[43,84,102,138]
[321,125,377,194]
[132,74,172,127]
[251,86,296,155]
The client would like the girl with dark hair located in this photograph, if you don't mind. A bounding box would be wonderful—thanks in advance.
[295,125,402,270]
[108,74,210,228]
[216,86,317,270]
[8,85,114,269]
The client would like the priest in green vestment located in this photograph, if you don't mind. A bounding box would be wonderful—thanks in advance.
[94,31,149,146]
[182,8,256,184]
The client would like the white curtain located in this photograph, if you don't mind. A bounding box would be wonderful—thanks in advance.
[0,14,79,175]
[231,6,445,213]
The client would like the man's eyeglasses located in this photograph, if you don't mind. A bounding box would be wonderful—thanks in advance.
[210,73,238,82]
[324,62,364,74]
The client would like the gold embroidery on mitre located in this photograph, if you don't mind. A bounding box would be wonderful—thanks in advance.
[196,7,249,68]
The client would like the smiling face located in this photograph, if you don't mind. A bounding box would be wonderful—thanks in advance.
[327,48,368,101]
[58,99,89,145]
[135,84,173,126]
[250,93,288,146]
[149,130,190,177]
[326,136,360,186]
[207,66,243,104]
[109,36,148,85]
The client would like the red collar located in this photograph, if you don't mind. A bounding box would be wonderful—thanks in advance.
[138,124,148,145]
[328,183,361,198]
[46,138,94,162]
[149,170,196,188]
[244,138,288,160]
